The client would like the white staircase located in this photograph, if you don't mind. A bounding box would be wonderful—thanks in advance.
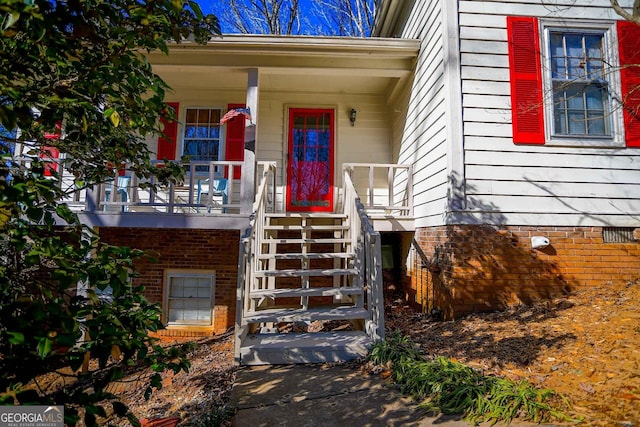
[235,164,384,365]
[238,213,371,365]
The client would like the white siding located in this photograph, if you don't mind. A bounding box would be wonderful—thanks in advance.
[456,0,640,227]
[394,0,450,227]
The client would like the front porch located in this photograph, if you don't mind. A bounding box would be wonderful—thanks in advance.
[54,158,413,363]
[52,34,421,363]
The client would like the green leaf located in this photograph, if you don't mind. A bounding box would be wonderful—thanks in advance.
[36,337,53,358]
[7,331,25,344]
[1,12,20,31]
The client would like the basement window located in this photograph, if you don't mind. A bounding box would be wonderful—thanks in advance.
[164,270,215,326]
[602,227,636,243]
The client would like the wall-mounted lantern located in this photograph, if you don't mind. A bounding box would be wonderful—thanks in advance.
[349,108,357,127]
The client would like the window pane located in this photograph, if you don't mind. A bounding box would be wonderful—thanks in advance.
[306,115,317,128]
[319,113,331,128]
[198,109,210,123]
[197,126,208,138]
[585,84,605,110]
[554,110,567,134]
[550,33,565,78]
[568,111,586,134]
[184,141,198,156]
[566,86,585,110]
[585,35,603,78]
[587,112,606,135]
[186,109,197,124]
[169,277,184,297]
[565,34,584,79]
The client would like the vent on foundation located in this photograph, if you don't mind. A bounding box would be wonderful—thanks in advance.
[602,227,636,243]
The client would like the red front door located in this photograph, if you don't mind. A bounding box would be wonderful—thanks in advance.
[286,108,334,212]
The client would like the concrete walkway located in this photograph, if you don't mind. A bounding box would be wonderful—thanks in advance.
[230,364,472,427]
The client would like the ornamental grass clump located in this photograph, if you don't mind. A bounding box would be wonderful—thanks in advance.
[368,331,575,425]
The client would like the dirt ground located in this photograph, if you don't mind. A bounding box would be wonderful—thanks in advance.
[386,282,640,426]
[112,331,236,426]
[114,282,640,426]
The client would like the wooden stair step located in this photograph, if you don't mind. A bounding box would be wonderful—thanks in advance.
[254,268,358,278]
[257,252,355,260]
[239,331,372,365]
[250,286,363,299]
[243,306,368,324]
[262,238,351,244]
[264,224,349,231]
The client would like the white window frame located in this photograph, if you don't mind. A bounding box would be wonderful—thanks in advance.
[164,270,215,327]
[180,107,225,162]
[540,19,625,147]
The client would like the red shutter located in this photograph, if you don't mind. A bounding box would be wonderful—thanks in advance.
[224,103,245,179]
[507,16,545,144]
[157,102,179,160]
[41,122,61,176]
[617,21,640,147]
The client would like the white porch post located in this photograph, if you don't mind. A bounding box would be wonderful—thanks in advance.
[241,68,259,215]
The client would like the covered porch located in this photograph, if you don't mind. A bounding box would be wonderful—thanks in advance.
[62,34,420,231]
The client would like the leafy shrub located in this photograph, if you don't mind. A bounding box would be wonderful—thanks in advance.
[369,332,575,425]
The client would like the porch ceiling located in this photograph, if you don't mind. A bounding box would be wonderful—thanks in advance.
[157,67,394,94]
[149,35,419,96]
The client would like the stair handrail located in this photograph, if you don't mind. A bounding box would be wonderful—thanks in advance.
[234,161,277,363]
[342,162,413,218]
[342,170,385,342]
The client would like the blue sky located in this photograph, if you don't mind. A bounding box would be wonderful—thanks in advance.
[195,0,321,34]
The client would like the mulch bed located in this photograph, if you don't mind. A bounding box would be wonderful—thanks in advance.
[111,282,640,426]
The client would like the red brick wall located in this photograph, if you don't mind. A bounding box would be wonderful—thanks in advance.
[406,225,640,319]
[99,227,240,335]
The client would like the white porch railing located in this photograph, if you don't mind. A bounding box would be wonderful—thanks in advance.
[10,157,251,215]
[235,161,277,362]
[342,169,385,342]
[96,160,246,214]
[10,156,85,208]
[342,163,413,218]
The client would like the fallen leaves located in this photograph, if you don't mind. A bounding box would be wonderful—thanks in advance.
[386,282,640,425]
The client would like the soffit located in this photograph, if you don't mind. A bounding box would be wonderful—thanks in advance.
[149,35,419,95]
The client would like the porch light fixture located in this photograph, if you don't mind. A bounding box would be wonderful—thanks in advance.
[349,108,357,126]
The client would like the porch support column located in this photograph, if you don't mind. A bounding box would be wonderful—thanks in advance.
[241,68,259,215]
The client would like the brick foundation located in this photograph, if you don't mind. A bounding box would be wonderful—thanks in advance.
[406,225,640,319]
[99,227,240,335]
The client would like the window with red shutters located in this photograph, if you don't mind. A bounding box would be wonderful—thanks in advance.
[508,16,639,148]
